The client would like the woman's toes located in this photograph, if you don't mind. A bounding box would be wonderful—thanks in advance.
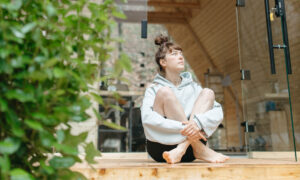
[163,152,172,164]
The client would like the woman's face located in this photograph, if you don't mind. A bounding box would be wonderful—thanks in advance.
[161,49,185,72]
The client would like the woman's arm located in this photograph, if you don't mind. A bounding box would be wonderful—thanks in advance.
[193,101,223,137]
[140,87,187,145]
[192,82,224,137]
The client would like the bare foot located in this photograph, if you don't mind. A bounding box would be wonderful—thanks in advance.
[162,148,185,164]
[192,142,229,163]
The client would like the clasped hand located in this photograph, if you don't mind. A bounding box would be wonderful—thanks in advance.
[180,120,207,142]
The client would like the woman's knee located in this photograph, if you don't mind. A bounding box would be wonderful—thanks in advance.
[201,88,215,101]
[156,87,176,101]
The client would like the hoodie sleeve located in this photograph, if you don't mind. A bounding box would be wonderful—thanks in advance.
[140,86,186,145]
[192,83,224,137]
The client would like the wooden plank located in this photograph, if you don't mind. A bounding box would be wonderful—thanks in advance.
[246,93,289,104]
[72,165,300,180]
[265,93,289,100]
[250,151,300,159]
[71,156,300,180]
[99,90,144,97]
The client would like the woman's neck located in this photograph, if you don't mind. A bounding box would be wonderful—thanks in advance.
[165,70,182,86]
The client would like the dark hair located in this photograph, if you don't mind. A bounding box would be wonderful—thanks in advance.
[154,34,182,75]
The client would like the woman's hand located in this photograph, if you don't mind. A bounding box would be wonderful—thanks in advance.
[180,121,207,141]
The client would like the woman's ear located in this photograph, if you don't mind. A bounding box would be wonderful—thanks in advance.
[160,59,166,68]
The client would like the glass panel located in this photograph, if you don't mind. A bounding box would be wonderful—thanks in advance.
[98,0,148,152]
[284,0,300,161]
[236,0,298,161]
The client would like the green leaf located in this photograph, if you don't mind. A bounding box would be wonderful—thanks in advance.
[5,110,25,137]
[34,56,47,63]
[118,76,130,84]
[11,126,25,138]
[0,98,8,112]
[5,89,35,102]
[39,132,55,147]
[40,160,54,175]
[10,169,34,180]
[46,4,57,17]
[119,53,132,72]
[92,108,102,121]
[112,8,126,19]
[90,92,104,105]
[28,71,49,81]
[109,104,124,112]
[0,155,10,173]
[32,113,57,126]
[6,0,23,11]
[24,119,43,131]
[53,67,66,78]
[54,143,78,156]
[0,137,21,155]
[101,120,127,131]
[49,156,75,169]
[43,58,59,68]
[63,131,88,147]
[10,27,24,39]
[56,169,87,180]
[84,142,101,164]
[21,22,36,34]
[56,130,65,143]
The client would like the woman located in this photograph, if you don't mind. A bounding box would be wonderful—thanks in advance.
[140,34,229,164]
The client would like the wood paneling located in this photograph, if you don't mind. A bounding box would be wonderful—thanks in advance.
[164,0,241,148]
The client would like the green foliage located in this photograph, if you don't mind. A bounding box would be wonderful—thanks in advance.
[0,0,130,179]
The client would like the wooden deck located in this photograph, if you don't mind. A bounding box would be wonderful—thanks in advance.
[71,153,300,180]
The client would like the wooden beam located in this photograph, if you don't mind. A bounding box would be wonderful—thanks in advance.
[148,17,186,24]
[148,1,201,9]
[147,11,191,18]
[115,0,201,9]
[114,11,188,23]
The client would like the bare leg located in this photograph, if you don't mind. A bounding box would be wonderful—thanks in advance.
[153,87,229,163]
[153,87,188,123]
[153,87,190,163]
[189,88,229,163]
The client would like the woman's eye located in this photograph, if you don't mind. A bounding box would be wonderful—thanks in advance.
[170,51,182,56]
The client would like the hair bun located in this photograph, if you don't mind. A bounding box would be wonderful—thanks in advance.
[154,34,168,46]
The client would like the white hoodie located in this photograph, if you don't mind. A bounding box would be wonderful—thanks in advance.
[140,71,223,145]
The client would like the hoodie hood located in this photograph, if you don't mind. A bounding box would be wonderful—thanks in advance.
[152,71,193,89]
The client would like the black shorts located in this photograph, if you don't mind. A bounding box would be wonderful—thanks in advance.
[146,139,207,162]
